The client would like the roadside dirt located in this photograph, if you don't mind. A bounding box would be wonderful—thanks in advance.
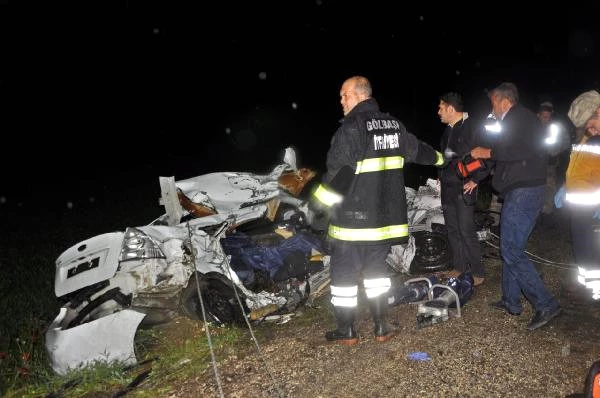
[163,209,600,398]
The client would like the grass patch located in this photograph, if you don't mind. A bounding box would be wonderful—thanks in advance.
[128,324,249,396]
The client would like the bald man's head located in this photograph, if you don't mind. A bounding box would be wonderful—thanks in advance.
[340,76,372,115]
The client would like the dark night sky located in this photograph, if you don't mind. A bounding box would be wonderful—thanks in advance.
[2,2,599,210]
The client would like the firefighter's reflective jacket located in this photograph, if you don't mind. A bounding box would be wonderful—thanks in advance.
[565,135,600,206]
[313,98,444,245]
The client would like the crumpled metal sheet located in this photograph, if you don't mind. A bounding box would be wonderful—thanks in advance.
[46,308,145,375]
[175,163,291,213]
[388,178,444,272]
[386,234,416,274]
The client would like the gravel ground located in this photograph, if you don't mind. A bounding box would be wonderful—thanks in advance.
[172,210,600,398]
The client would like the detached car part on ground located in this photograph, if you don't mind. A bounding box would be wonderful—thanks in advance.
[45,148,460,375]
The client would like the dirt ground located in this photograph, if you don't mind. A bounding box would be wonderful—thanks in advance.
[165,209,600,398]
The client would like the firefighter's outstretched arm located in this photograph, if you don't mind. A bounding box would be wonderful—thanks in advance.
[404,132,445,166]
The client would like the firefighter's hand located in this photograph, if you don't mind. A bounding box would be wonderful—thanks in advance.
[306,199,330,231]
[471,147,492,160]
[307,198,329,220]
[308,197,328,214]
[463,180,478,194]
[554,186,566,209]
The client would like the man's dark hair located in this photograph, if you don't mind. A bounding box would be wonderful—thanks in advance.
[440,92,464,112]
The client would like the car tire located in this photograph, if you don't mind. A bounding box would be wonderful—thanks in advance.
[409,230,451,275]
[179,272,248,326]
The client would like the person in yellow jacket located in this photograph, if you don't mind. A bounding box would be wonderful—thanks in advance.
[555,105,600,299]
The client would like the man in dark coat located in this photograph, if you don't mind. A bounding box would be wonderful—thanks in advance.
[437,92,487,286]
[312,76,444,344]
[471,82,561,330]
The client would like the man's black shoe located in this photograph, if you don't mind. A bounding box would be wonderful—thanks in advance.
[527,307,562,330]
[488,300,521,316]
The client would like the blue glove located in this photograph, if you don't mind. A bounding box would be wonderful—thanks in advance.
[554,186,566,209]
[594,210,600,220]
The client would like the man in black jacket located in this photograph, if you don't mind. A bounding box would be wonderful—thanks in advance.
[312,76,444,344]
[437,92,486,286]
[470,82,561,330]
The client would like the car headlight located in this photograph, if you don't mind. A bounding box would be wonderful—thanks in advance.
[119,227,166,262]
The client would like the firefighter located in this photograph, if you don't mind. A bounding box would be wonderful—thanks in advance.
[311,76,444,345]
[555,104,600,300]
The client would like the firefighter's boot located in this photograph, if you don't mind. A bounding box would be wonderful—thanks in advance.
[325,306,359,345]
[369,295,398,342]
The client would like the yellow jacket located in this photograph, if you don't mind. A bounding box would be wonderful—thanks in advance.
[565,135,600,206]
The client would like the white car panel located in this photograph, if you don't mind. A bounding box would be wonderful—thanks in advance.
[45,308,145,375]
[54,232,124,297]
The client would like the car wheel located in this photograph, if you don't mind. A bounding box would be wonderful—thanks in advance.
[179,272,248,326]
[409,231,451,275]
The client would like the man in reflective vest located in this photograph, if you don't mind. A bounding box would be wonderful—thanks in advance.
[556,104,600,300]
[312,76,444,345]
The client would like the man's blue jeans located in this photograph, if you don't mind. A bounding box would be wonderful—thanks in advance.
[500,186,559,313]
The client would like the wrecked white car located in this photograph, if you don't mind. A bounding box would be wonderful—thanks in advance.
[45,148,327,374]
[45,148,455,375]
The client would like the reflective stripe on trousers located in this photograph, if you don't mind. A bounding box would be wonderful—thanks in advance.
[363,277,391,298]
[330,285,358,308]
